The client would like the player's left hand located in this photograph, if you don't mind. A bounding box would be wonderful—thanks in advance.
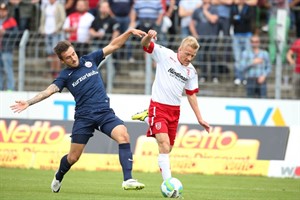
[130,29,147,38]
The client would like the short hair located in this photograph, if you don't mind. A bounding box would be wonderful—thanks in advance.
[180,36,200,51]
[53,40,73,60]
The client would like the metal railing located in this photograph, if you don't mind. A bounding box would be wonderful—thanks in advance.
[3,31,298,99]
[18,30,30,91]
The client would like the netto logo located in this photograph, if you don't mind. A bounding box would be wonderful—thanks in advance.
[0,120,66,144]
[175,126,238,150]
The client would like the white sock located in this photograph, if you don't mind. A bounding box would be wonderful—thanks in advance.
[158,153,171,181]
[144,117,149,125]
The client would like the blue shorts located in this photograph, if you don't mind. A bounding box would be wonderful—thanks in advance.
[71,108,124,144]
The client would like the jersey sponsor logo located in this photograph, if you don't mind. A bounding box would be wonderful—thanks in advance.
[85,61,92,68]
[72,70,99,87]
[168,67,188,83]
[155,122,161,130]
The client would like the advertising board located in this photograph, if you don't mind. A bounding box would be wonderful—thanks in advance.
[0,119,291,176]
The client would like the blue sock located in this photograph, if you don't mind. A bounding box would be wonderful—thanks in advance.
[55,154,71,182]
[119,143,133,181]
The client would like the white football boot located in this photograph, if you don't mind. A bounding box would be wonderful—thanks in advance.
[51,173,62,193]
[122,179,145,190]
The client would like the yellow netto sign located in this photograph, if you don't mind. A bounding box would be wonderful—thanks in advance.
[0,120,66,144]
[0,120,269,176]
[133,125,269,175]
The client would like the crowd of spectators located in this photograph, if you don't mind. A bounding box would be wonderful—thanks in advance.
[0,0,299,99]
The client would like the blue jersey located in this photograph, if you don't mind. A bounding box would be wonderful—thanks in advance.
[53,49,109,117]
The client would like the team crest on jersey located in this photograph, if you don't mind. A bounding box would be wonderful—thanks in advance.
[85,61,92,68]
[155,122,161,130]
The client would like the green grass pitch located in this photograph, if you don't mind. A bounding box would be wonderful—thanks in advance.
[0,167,299,200]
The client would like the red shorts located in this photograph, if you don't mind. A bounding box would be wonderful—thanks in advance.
[146,100,180,146]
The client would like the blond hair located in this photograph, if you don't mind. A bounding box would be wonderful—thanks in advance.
[180,36,200,51]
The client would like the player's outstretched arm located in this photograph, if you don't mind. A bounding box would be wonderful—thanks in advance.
[103,28,146,57]
[187,94,211,133]
[10,84,60,113]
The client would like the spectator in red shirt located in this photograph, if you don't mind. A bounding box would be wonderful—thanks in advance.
[88,0,99,16]
[63,0,95,57]
[286,39,300,99]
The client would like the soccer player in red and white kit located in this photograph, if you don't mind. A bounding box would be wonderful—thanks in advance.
[132,29,211,181]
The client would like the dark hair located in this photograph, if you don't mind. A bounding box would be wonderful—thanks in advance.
[53,40,73,60]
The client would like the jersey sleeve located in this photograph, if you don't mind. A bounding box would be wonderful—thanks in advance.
[85,49,104,66]
[143,41,172,64]
[143,41,155,53]
[52,74,67,93]
[185,68,199,95]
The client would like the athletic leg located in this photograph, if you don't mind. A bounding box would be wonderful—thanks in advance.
[51,142,86,192]
[111,124,145,190]
[146,101,179,181]
[111,125,132,181]
[57,143,85,180]
[155,133,172,181]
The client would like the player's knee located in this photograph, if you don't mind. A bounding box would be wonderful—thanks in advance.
[67,154,81,165]
[116,132,130,143]
[158,142,171,153]
[111,125,130,143]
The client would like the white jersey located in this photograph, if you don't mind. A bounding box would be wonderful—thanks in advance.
[144,42,199,106]
[63,12,95,43]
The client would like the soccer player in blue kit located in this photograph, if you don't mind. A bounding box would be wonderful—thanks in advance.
[10,28,146,192]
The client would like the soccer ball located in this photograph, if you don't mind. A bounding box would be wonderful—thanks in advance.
[161,177,183,198]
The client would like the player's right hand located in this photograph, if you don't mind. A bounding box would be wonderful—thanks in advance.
[147,29,157,40]
[10,100,29,113]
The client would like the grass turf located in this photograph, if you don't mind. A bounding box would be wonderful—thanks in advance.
[0,167,299,200]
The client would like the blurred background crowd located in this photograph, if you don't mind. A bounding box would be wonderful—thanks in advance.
[0,0,299,99]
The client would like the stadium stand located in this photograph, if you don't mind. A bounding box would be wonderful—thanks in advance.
[7,32,295,99]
